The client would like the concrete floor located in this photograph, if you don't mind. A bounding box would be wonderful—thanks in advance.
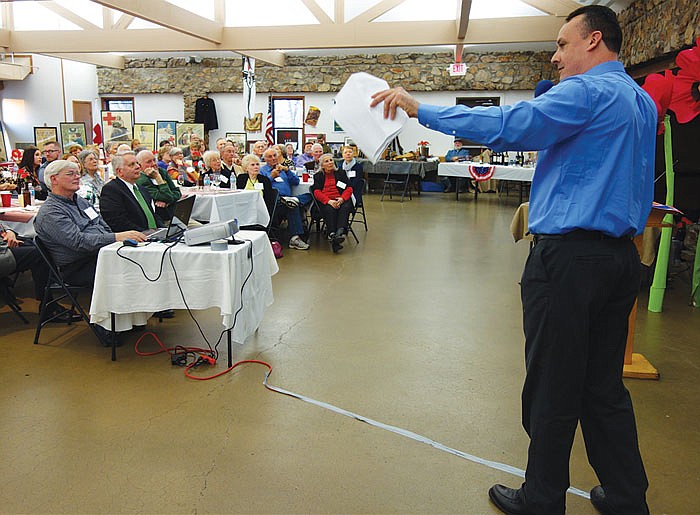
[1,192,698,514]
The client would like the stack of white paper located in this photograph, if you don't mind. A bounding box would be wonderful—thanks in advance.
[332,72,409,164]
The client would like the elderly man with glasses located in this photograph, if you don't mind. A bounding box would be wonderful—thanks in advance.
[36,141,61,200]
[34,159,146,289]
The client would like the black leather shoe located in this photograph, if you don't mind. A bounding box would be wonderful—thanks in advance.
[488,484,533,515]
[335,228,346,242]
[154,309,175,319]
[331,240,343,253]
[590,486,615,515]
[44,309,82,324]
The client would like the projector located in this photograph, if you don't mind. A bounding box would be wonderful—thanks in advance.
[184,219,239,246]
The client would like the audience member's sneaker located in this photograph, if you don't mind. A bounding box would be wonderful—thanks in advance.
[289,236,310,250]
[281,196,300,208]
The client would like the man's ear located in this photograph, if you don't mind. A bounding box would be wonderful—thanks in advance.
[588,30,603,52]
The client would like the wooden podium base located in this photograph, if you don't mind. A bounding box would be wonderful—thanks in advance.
[623,353,660,380]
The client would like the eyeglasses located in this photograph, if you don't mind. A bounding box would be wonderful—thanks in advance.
[59,170,80,177]
[43,149,60,154]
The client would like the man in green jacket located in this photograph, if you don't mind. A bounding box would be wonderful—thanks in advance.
[135,149,181,221]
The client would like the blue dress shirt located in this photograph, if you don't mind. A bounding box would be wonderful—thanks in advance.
[445,148,471,161]
[419,61,656,237]
[260,164,300,197]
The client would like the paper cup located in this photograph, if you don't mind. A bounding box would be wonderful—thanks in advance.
[0,191,11,207]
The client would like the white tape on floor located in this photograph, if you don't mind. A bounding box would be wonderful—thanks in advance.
[262,371,590,500]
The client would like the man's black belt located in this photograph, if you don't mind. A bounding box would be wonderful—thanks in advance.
[532,230,632,244]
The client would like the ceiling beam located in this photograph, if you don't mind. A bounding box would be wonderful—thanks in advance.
[0,28,10,48]
[113,14,134,30]
[300,0,334,25]
[456,0,472,39]
[7,17,562,53]
[334,0,344,24]
[520,0,580,17]
[237,50,286,67]
[352,0,406,24]
[0,61,32,81]
[42,1,102,30]
[92,0,224,44]
[41,53,126,69]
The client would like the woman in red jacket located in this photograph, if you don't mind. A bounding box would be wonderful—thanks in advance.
[311,154,354,253]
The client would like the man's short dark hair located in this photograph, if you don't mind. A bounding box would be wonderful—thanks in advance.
[159,140,171,147]
[566,5,622,54]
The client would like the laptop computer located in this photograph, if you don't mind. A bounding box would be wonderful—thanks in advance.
[145,195,195,242]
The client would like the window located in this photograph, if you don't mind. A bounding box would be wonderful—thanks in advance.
[101,97,134,116]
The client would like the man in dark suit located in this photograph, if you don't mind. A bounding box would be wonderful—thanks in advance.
[100,151,164,233]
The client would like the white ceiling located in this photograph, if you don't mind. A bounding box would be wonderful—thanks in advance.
[0,0,636,69]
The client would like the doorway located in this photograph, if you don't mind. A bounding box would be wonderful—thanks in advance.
[72,100,93,145]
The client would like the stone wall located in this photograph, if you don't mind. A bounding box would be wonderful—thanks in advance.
[98,52,556,122]
[620,0,700,66]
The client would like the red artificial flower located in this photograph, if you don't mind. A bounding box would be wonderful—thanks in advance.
[669,37,700,124]
[642,70,674,134]
[417,140,430,146]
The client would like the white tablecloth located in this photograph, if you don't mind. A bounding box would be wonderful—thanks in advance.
[89,230,279,342]
[438,162,535,182]
[0,205,39,237]
[187,189,270,227]
[291,181,313,196]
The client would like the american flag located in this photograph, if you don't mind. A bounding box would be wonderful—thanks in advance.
[265,95,274,146]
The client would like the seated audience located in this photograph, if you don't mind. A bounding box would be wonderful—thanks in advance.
[167,147,197,186]
[135,149,181,221]
[442,138,471,192]
[77,149,104,210]
[251,140,266,161]
[157,145,172,170]
[260,147,310,250]
[16,146,44,197]
[296,141,314,167]
[219,143,241,187]
[236,154,276,218]
[311,154,354,253]
[37,141,62,200]
[99,151,164,233]
[202,150,223,181]
[285,143,298,166]
[339,145,364,207]
[1,220,65,319]
[34,159,146,288]
[304,143,324,172]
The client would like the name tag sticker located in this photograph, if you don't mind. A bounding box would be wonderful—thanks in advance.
[254,182,264,190]
[336,181,347,189]
[274,177,284,182]
[220,175,229,183]
[347,171,356,178]
[84,207,99,220]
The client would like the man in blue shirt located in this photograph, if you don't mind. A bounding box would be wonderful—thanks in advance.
[372,6,654,515]
[260,147,312,250]
[442,138,472,192]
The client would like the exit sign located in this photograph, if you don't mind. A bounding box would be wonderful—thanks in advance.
[449,63,467,76]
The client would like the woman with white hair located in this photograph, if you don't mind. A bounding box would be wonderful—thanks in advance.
[236,154,275,217]
[77,149,103,210]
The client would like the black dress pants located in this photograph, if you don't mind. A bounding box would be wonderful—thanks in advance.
[520,236,648,514]
[319,201,353,235]
[10,241,48,299]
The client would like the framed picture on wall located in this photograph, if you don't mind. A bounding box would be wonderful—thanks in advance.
[333,120,344,132]
[274,128,302,152]
[156,120,177,146]
[225,132,247,152]
[175,122,204,148]
[133,123,156,150]
[305,133,318,144]
[101,110,133,145]
[59,122,87,152]
[33,126,59,151]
